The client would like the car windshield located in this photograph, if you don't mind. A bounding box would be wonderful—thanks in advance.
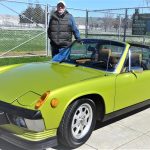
[52,39,126,72]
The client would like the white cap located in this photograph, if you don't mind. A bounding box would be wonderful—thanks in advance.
[57,0,66,7]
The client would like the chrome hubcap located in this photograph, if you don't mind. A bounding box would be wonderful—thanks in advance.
[71,103,93,139]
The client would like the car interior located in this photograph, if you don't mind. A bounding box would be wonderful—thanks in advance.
[73,43,123,72]
[122,45,150,72]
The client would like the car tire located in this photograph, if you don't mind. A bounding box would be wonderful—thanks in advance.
[57,98,96,149]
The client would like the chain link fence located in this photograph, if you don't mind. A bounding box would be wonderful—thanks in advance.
[0,0,87,59]
[0,0,150,59]
[87,9,126,41]
[0,0,47,58]
[86,7,150,45]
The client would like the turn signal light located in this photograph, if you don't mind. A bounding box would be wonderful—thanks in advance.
[50,98,59,108]
[35,91,50,109]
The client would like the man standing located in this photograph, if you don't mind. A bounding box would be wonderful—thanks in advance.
[47,0,81,57]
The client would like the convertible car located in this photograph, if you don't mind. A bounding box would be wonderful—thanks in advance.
[0,39,150,149]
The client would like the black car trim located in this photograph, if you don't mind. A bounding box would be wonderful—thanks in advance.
[0,100,42,119]
[103,99,150,121]
[0,112,9,125]
[0,128,57,150]
[128,42,150,49]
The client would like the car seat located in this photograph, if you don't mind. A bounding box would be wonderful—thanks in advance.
[131,53,142,67]
[98,48,112,69]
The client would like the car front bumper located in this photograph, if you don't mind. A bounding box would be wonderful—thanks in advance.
[0,100,45,132]
[0,100,58,149]
[0,128,57,150]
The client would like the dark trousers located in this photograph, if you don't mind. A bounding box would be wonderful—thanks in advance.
[51,45,60,58]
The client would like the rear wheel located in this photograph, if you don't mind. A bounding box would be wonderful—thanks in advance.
[57,98,96,149]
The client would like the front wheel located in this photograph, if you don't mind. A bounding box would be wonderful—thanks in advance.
[57,98,96,149]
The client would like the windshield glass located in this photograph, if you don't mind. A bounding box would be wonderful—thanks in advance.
[52,39,126,72]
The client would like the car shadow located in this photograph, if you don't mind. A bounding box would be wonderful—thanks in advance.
[0,106,149,150]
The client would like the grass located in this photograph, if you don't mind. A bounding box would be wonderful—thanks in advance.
[0,29,149,64]
[0,29,45,52]
[0,56,51,66]
[0,30,149,54]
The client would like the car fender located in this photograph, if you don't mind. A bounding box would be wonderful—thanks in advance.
[41,75,116,129]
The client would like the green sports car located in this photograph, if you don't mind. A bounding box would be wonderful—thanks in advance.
[0,39,150,149]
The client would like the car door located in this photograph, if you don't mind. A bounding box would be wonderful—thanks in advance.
[114,46,150,111]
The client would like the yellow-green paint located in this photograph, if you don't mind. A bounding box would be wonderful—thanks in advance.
[0,124,56,141]
[0,42,150,142]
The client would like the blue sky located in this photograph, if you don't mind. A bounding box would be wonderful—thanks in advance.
[37,0,150,17]
[45,0,147,10]
[0,0,149,16]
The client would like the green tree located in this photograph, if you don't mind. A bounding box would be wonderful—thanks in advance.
[33,4,44,24]
[19,4,45,24]
[19,5,34,23]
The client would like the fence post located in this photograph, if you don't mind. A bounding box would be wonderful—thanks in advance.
[143,36,146,44]
[85,9,89,38]
[118,14,121,40]
[123,8,128,42]
[45,4,50,56]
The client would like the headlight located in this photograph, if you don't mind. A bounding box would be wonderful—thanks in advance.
[9,115,27,128]
[8,115,45,132]
[24,118,45,132]
[15,116,27,128]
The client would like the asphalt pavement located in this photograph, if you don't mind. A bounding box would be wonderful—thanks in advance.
[1,107,150,150]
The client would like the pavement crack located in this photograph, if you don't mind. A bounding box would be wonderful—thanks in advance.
[117,122,144,134]
[85,144,98,150]
[114,132,149,150]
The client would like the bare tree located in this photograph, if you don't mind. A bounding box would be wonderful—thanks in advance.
[113,15,120,32]
[102,12,114,32]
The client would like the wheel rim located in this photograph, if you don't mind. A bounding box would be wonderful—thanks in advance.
[71,103,93,139]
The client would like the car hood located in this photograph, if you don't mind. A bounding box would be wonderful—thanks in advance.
[0,62,106,104]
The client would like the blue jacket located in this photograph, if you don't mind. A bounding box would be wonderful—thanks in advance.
[69,15,80,40]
